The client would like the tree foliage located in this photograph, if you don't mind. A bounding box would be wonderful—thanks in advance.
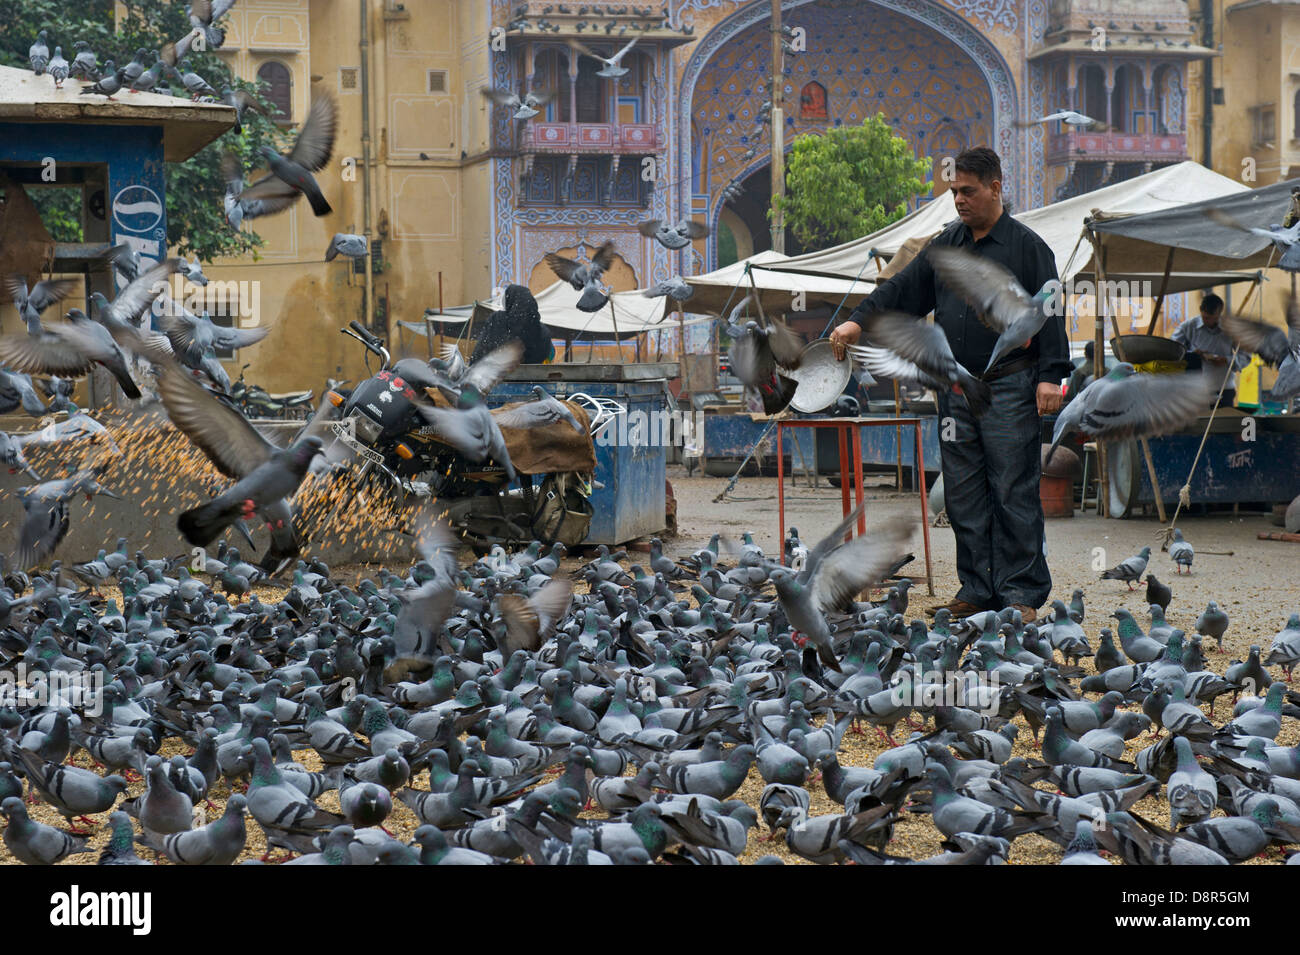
[777,114,932,251]
[0,0,285,261]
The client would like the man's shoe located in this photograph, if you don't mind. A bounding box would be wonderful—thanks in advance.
[1009,604,1038,623]
[925,599,985,619]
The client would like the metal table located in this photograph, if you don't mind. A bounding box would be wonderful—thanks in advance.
[776,416,934,595]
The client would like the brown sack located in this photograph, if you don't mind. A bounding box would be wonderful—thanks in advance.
[0,172,56,279]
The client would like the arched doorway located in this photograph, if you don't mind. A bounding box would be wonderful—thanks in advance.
[679,0,1015,267]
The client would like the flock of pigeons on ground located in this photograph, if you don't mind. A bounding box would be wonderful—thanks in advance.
[0,495,1297,865]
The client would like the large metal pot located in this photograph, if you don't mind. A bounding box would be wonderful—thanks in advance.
[1110,335,1184,365]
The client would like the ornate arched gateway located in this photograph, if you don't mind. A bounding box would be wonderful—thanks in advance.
[677,0,1021,268]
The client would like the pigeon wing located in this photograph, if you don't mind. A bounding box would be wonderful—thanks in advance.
[26,278,80,313]
[153,356,275,479]
[1220,312,1293,366]
[637,219,664,238]
[462,340,523,394]
[108,259,181,327]
[211,324,271,351]
[288,94,337,172]
[1079,373,1214,441]
[764,315,805,369]
[927,247,1035,333]
[0,329,97,377]
[589,241,617,272]
[811,517,916,615]
[544,252,584,286]
[859,311,958,382]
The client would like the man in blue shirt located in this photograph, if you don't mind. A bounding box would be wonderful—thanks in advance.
[829,147,1071,622]
[1170,293,1246,404]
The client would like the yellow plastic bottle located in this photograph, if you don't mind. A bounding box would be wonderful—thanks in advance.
[1236,354,1262,409]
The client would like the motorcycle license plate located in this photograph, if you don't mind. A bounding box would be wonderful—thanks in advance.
[330,421,385,467]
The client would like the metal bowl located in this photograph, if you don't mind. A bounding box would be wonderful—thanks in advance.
[786,339,854,413]
[1110,335,1184,365]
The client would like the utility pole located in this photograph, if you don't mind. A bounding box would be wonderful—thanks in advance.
[769,0,785,253]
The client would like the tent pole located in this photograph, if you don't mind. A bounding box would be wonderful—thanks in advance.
[677,304,691,394]
[1090,229,1109,518]
[1144,246,1176,335]
[745,264,771,326]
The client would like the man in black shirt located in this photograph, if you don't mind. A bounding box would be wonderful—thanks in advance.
[829,147,1071,621]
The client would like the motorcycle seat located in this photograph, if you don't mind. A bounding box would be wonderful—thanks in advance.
[266,390,314,402]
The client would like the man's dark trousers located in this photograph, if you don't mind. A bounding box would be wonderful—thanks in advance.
[936,366,1050,610]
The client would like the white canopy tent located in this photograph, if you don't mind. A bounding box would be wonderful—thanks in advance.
[404,280,675,339]
[681,248,877,315]
[765,161,1257,288]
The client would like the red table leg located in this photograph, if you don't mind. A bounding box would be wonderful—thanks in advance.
[837,424,850,524]
[777,422,786,566]
[915,423,934,596]
[852,424,865,537]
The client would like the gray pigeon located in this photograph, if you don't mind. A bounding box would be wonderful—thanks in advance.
[494,385,585,435]
[1195,600,1229,651]
[135,755,194,837]
[98,811,151,865]
[926,246,1062,376]
[1168,528,1194,574]
[28,31,49,74]
[221,85,269,132]
[642,276,694,302]
[5,274,82,335]
[569,35,639,77]
[2,796,91,865]
[0,368,48,416]
[849,318,992,416]
[637,217,710,250]
[414,386,515,482]
[480,86,552,120]
[70,42,97,80]
[80,60,121,98]
[325,233,368,261]
[142,794,248,865]
[1166,736,1215,828]
[47,46,69,88]
[545,241,615,312]
[1222,301,1300,369]
[1100,546,1150,590]
[766,504,915,672]
[235,95,337,218]
[14,749,128,831]
[1047,364,1214,460]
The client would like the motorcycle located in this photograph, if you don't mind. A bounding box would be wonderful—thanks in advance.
[230,364,315,420]
[302,321,617,549]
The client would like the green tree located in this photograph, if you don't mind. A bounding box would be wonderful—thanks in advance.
[776,113,932,251]
[0,0,283,261]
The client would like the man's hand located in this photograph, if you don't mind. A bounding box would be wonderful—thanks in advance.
[829,321,861,361]
[1036,381,1062,415]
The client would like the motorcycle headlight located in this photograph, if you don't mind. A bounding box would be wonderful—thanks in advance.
[353,413,383,444]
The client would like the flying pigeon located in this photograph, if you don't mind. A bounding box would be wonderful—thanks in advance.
[850,311,993,414]
[642,275,694,301]
[1207,209,1300,271]
[1219,297,1300,367]
[5,275,80,335]
[325,234,369,262]
[221,85,270,132]
[480,86,553,120]
[730,313,804,414]
[1047,364,1214,460]
[1014,110,1098,128]
[925,246,1063,376]
[545,241,616,312]
[569,36,639,77]
[236,93,337,218]
[637,218,710,250]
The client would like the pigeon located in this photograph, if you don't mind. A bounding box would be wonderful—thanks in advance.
[1047,364,1214,460]
[1144,573,1171,612]
[414,386,516,483]
[80,61,122,98]
[1220,299,1300,366]
[188,0,232,50]
[495,386,585,435]
[236,94,337,218]
[2,796,91,865]
[13,749,128,832]
[28,31,49,75]
[850,311,993,415]
[497,578,573,656]
[1166,736,1215,828]
[1099,547,1150,590]
[325,234,368,262]
[480,86,553,120]
[1195,601,1229,652]
[167,62,217,99]
[642,276,694,302]
[926,247,1063,376]
[151,354,321,560]
[141,794,248,865]
[545,241,616,312]
[130,61,166,94]
[637,218,710,250]
[120,48,149,87]
[1060,819,1110,864]
[221,85,270,132]
[5,275,81,335]
[155,298,269,365]
[14,470,119,570]
[569,35,639,77]
[0,368,48,417]
[765,505,915,672]
[69,42,98,81]
[47,46,69,88]
[1264,614,1300,680]
[1207,209,1300,272]
[1014,109,1098,128]
[98,811,151,865]
[1111,609,1165,664]
[1168,529,1194,575]
[730,314,804,414]
[135,756,194,837]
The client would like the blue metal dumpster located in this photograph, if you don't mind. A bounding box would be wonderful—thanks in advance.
[490,363,676,545]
